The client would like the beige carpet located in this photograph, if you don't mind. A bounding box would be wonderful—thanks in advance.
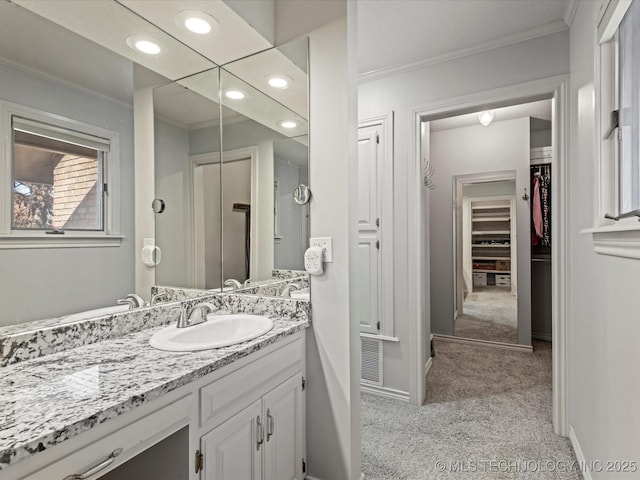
[455,286,517,344]
[361,340,582,479]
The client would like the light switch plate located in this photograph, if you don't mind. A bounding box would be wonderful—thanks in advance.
[309,237,333,262]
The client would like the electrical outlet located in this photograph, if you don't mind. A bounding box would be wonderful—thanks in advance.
[309,237,333,262]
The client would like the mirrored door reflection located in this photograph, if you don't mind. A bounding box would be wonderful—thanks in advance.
[455,179,517,344]
[153,68,223,290]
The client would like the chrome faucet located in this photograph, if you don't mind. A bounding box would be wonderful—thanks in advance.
[224,279,242,290]
[172,302,217,329]
[187,302,217,326]
[280,283,301,298]
[117,293,145,309]
[150,293,168,305]
[243,278,253,287]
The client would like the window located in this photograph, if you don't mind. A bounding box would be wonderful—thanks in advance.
[589,0,640,259]
[0,102,122,248]
[12,117,107,231]
[618,0,640,214]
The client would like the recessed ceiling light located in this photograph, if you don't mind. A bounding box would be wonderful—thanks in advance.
[175,11,220,36]
[267,75,293,89]
[478,110,494,126]
[225,90,245,100]
[279,120,298,129]
[126,36,161,55]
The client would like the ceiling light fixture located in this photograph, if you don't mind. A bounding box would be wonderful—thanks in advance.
[279,120,298,129]
[267,75,293,89]
[175,11,220,36]
[126,36,161,55]
[225,90,245,100]
[478,110,494,126]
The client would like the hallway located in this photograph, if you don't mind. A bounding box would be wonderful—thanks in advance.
[361,340,581,479]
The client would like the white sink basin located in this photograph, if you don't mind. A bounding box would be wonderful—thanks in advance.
[149,314,274,352]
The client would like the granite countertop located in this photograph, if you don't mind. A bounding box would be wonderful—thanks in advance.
[0,315,309,470]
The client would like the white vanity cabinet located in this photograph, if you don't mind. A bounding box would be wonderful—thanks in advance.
[2,331,306,480]
[201,373,305,480]
[197,335,306,480]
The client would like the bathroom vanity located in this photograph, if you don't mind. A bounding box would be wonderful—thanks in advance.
[0,290,309,480]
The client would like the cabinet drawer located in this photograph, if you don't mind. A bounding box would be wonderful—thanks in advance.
[200,337,303,429]
[23,395,192,480]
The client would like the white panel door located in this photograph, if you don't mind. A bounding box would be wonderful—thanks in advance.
[201,400,262,480]
[263,374,305,480]
[357,126,382,334]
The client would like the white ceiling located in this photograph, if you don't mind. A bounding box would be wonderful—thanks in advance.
[358,0,574,78]
[430,99,552,132]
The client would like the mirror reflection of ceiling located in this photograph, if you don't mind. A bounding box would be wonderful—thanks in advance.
[430,99,552,132]
[154,38,308,140]
[14,0,217,80]
[5,1,308,138]
[0,1,134,104]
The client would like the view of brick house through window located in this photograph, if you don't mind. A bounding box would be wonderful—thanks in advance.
[12,125,104,231]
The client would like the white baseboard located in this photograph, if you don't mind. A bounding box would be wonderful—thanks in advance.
[532,332,553,342]
[433,334,534,352]
[425,357,433,377]
[569,426,592,480]
[361,383,410,402]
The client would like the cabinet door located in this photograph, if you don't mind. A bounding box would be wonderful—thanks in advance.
[262,374,305,480]
[201,399,262,480]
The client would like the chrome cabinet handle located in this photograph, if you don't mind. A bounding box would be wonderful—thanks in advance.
[256,415,264,451]
[63,448,123,480]
[266,409,274,441]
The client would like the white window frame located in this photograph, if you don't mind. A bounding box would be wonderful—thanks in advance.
[586,0,640,259]
[0,100,123,249]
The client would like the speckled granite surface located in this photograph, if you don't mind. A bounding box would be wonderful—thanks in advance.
[272,269,306,279]
[0,296,220,367]
[0,313,309,470]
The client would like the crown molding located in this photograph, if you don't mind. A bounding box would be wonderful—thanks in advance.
[563,0,579,27]
[359,19,569,84]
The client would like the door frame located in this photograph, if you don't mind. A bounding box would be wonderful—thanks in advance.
[190,145,258,288]
[408,74,569,436]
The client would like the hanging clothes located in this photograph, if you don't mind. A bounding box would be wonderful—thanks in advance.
[539,170,551,247]
[530,164,552,250]
[532,176,543,238]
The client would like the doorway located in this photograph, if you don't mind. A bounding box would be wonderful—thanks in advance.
[408,76,568,435]
[454,177,518,344]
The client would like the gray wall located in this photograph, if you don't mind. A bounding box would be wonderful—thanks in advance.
[154,119,192,288]
[430,119,530,343]
[358,30,569,394]
[0,63,135,326]
[274,158,305,270]
[568,1,640,471]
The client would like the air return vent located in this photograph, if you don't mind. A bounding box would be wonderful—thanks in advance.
[361,336,383,385]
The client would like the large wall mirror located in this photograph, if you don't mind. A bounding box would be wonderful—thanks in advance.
[0,0,306,327]
[154,39,309,291]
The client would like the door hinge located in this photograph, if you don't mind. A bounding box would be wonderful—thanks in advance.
[195,449,203,474]
[375,217,380,227]
[103,182,108,194]
[377,321,381,331]
[301,376,306,391]
[376,134,380,144]
[376,240,380,250]
[302,459,307,474]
